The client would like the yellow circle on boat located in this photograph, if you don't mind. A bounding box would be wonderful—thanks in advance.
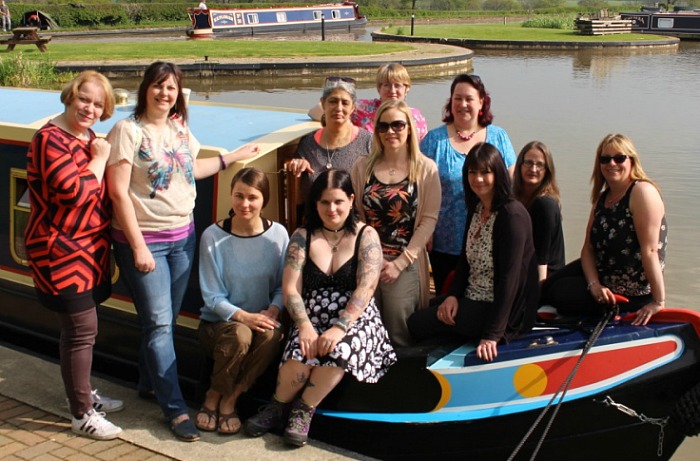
[513,364,547,398]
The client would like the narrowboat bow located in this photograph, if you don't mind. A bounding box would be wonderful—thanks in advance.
[1,87,700,460]
[186,2,367,38]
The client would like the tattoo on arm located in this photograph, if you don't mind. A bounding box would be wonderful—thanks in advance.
[356,230,382,292]
[285,230,306,272]
[286,293,310,326]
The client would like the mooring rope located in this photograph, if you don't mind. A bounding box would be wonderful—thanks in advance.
[507,306,619,461]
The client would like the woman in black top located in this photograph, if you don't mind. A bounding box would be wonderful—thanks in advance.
[408,143,539,362]
[513,141,565,281]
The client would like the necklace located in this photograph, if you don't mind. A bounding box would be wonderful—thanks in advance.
[455,128,478,142]
[605,187,628,207]
[321,229,346,253]
[325,144,337,169]
[323,225,343,233]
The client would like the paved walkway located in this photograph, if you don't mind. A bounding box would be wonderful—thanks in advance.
[0,344,369,461]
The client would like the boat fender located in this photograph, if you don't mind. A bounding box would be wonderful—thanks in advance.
[669,381,700,436]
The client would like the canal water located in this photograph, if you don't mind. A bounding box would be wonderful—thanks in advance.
[111,36,699,460]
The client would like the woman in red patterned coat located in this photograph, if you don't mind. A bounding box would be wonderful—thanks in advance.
[25,71,123,441]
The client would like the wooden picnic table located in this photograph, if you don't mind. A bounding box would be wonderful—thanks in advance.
[0,27,52,52]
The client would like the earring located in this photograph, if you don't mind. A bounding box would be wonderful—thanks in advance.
[479,110,483,116]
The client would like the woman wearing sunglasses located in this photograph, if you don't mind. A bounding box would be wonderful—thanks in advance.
[513,141,565,281]
[407,143,539,362]
[307,63,428,140]
[421,74,516,295]
[351,100,441,346]
[541,134,667,326]
[288,78,372,207]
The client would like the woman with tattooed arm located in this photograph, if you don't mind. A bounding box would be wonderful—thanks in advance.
[244,169,397,447]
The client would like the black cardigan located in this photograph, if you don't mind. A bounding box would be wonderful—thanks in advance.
[447,199,540,343]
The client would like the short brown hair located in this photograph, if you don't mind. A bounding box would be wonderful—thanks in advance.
[231,167,270,208]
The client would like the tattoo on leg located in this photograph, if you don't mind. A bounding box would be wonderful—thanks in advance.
[291,371,309,389]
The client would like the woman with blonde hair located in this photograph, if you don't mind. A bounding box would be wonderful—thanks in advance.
[513,141,565,280]
[351,100,441,346]
[541,134,667,325]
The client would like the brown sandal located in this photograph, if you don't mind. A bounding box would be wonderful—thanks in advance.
[217,411,241,435]
[195,406,218,432]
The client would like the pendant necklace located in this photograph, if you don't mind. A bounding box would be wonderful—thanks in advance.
[389,168,396,176]
[455,128,478,142]
[321,229,345,253]
[325,144,337,170]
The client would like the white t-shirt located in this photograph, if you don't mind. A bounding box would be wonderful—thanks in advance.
[107,116,201,232]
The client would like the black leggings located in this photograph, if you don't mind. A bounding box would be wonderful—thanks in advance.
[540,259,651,315]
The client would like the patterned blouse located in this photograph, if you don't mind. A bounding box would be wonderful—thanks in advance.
[590,181,667,297]
[465,203,497,302]
[362,174,417,260]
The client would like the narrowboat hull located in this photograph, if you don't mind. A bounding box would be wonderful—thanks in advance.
[186,2,366,38]
[620,10,700,39]
[2,87,700,460]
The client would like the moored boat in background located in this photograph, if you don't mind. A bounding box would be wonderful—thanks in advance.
[186,1,367,38]
[621,6,700,39]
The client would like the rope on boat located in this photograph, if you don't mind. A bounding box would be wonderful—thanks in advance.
[507,306,618,461]
[597,395,668,457]
[670,380,700,437]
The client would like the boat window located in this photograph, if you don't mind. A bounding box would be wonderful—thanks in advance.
[276,12,287,23]
[247,13,259,24]
[10,168,29,265]
[332,10,340,19]
[658,18,674,29]
[313,10,322,20]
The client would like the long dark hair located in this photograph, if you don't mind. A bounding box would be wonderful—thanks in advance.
[134,62,188,123]
[305,169,358,234]
[463,142,511,212]
[442,74,493,126]
[512,140,561,208]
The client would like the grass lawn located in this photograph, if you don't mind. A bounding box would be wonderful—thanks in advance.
[18,40,413,62]
[382,23,669,42]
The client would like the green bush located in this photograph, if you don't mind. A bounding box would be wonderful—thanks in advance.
[0,54,73,88]
[521,13,575,28]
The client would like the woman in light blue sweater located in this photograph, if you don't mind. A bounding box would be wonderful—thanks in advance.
[196,167,289,435]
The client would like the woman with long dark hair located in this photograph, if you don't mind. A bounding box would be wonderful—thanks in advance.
[408,143,539,362]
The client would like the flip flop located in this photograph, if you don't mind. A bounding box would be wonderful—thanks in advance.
[195,406,218,432]
[217,411,241,435]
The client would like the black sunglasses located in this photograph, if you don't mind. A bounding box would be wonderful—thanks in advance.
[599,154,628,165]
[376,120,408,134]
[325,76,356,85]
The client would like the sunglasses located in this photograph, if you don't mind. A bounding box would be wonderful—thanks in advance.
[376,120,408,134]
[325,76,356,85]
[599,154,628,165]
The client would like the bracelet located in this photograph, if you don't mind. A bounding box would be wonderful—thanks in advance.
[334,318,349,333]
[653,299,665,305]
[219,153,227,171]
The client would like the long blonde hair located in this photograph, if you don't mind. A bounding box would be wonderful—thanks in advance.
[513,141,561,208]
[590,133,658,204]
[364,100,423,185]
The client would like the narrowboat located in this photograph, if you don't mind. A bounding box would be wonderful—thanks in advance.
[620,7,700,39]
[186,1,367,38]
[2,86,700,460]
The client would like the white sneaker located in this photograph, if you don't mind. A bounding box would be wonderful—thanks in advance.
[71,409,123,440]
[66,389,124,414]
[90,389,124,413]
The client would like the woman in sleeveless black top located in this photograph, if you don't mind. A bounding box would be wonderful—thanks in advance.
[244,169,396,447]
[541,134,667,325]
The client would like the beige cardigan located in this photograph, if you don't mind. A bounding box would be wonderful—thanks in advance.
[351,156,441,310]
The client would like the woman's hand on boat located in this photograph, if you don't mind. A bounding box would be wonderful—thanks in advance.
[476,339,498,362]
[132,246,155,273]
[591,283,614,305]
[318,327,344,356]
[287,159,314,178]
[630,301,664,326]
[437,296,458,326]
[298,323,319,360]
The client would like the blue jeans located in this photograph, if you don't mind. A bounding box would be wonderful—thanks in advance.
[114,233,196,420]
